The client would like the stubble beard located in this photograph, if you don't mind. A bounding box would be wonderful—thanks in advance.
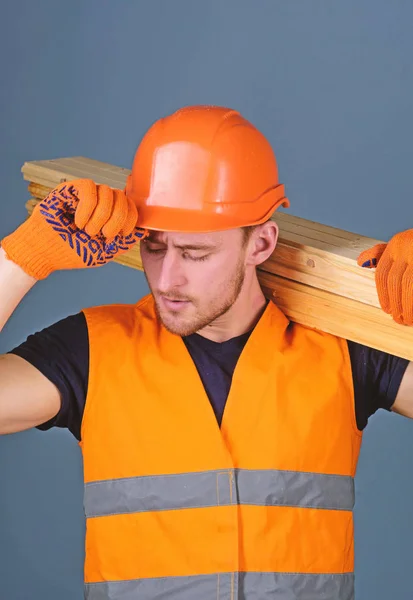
[150,259,246,337]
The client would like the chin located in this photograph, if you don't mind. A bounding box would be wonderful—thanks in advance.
[161,319,197,337]
[155,309,190,335]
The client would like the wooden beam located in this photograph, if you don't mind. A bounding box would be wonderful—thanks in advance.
[22,157,413,361]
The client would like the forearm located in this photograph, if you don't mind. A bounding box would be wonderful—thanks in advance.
[0,247,62,434]
[0,247,37,333]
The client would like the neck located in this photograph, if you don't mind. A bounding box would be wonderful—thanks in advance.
[197,271,268,342]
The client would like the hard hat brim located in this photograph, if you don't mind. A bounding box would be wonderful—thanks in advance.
[135,193,289,233]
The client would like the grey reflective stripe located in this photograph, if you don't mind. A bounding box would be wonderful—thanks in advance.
[240,572,354,600]
[84,468,354,518]
[237,469,354,511]
[84,571,354,600]
[84,470,236,518]
[85,573,236,600]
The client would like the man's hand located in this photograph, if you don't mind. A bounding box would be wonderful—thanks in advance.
[1,179,148,280]
[358,229,413,325]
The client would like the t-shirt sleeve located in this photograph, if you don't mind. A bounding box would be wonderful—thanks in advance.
[347,340,410,430]
[7,312,89,441]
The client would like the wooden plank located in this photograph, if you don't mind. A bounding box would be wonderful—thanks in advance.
[25,197,412,359]
[22,157,129,189]
[22,157,413,361]
[259,273,413,359]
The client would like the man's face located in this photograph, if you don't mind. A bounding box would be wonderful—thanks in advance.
[140,228,248,336]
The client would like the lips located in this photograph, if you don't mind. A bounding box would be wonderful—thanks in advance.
[160,296,191,311]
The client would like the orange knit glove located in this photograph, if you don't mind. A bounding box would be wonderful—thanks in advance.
[1,179,148,280]
[357,229,413,325]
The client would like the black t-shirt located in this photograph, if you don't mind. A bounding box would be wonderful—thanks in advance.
[8,312,410,441]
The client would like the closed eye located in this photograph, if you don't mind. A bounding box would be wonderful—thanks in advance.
[144,246,210,262]
[184,253,210,262]
[144,246,164,255]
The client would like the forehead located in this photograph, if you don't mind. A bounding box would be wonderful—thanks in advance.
[147,229,240,247]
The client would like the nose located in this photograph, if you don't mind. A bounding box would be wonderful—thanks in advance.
[157,249,187,291]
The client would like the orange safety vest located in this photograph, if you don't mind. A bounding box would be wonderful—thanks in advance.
[80,294,362,600]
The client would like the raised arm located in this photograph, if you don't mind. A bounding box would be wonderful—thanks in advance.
[0,179,146,434]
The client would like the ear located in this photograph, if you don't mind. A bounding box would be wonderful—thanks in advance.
[246,221,279,266]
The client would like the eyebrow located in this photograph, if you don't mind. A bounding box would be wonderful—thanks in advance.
[173,243,216,251]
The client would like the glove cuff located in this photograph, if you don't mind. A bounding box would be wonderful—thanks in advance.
[1,208,83,280]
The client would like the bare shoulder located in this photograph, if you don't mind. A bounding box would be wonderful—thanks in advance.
[392,361,413,419]
[0,353,61,434]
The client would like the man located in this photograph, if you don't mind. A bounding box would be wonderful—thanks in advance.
[0,105,412,600]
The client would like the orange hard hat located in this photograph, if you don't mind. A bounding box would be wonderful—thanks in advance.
[126,105,289,232]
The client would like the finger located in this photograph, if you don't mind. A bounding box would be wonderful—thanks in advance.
[401,264,413,326]
[102,189,129,239]
[121,197,139,237]
[84,185,114,237]
[50,182,78,211]
[375,254,393,314]
[72,180,98,229]
[386,260,406,324]
[357,243,387,268]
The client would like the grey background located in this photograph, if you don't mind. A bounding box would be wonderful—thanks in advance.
[1,1,413,598]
